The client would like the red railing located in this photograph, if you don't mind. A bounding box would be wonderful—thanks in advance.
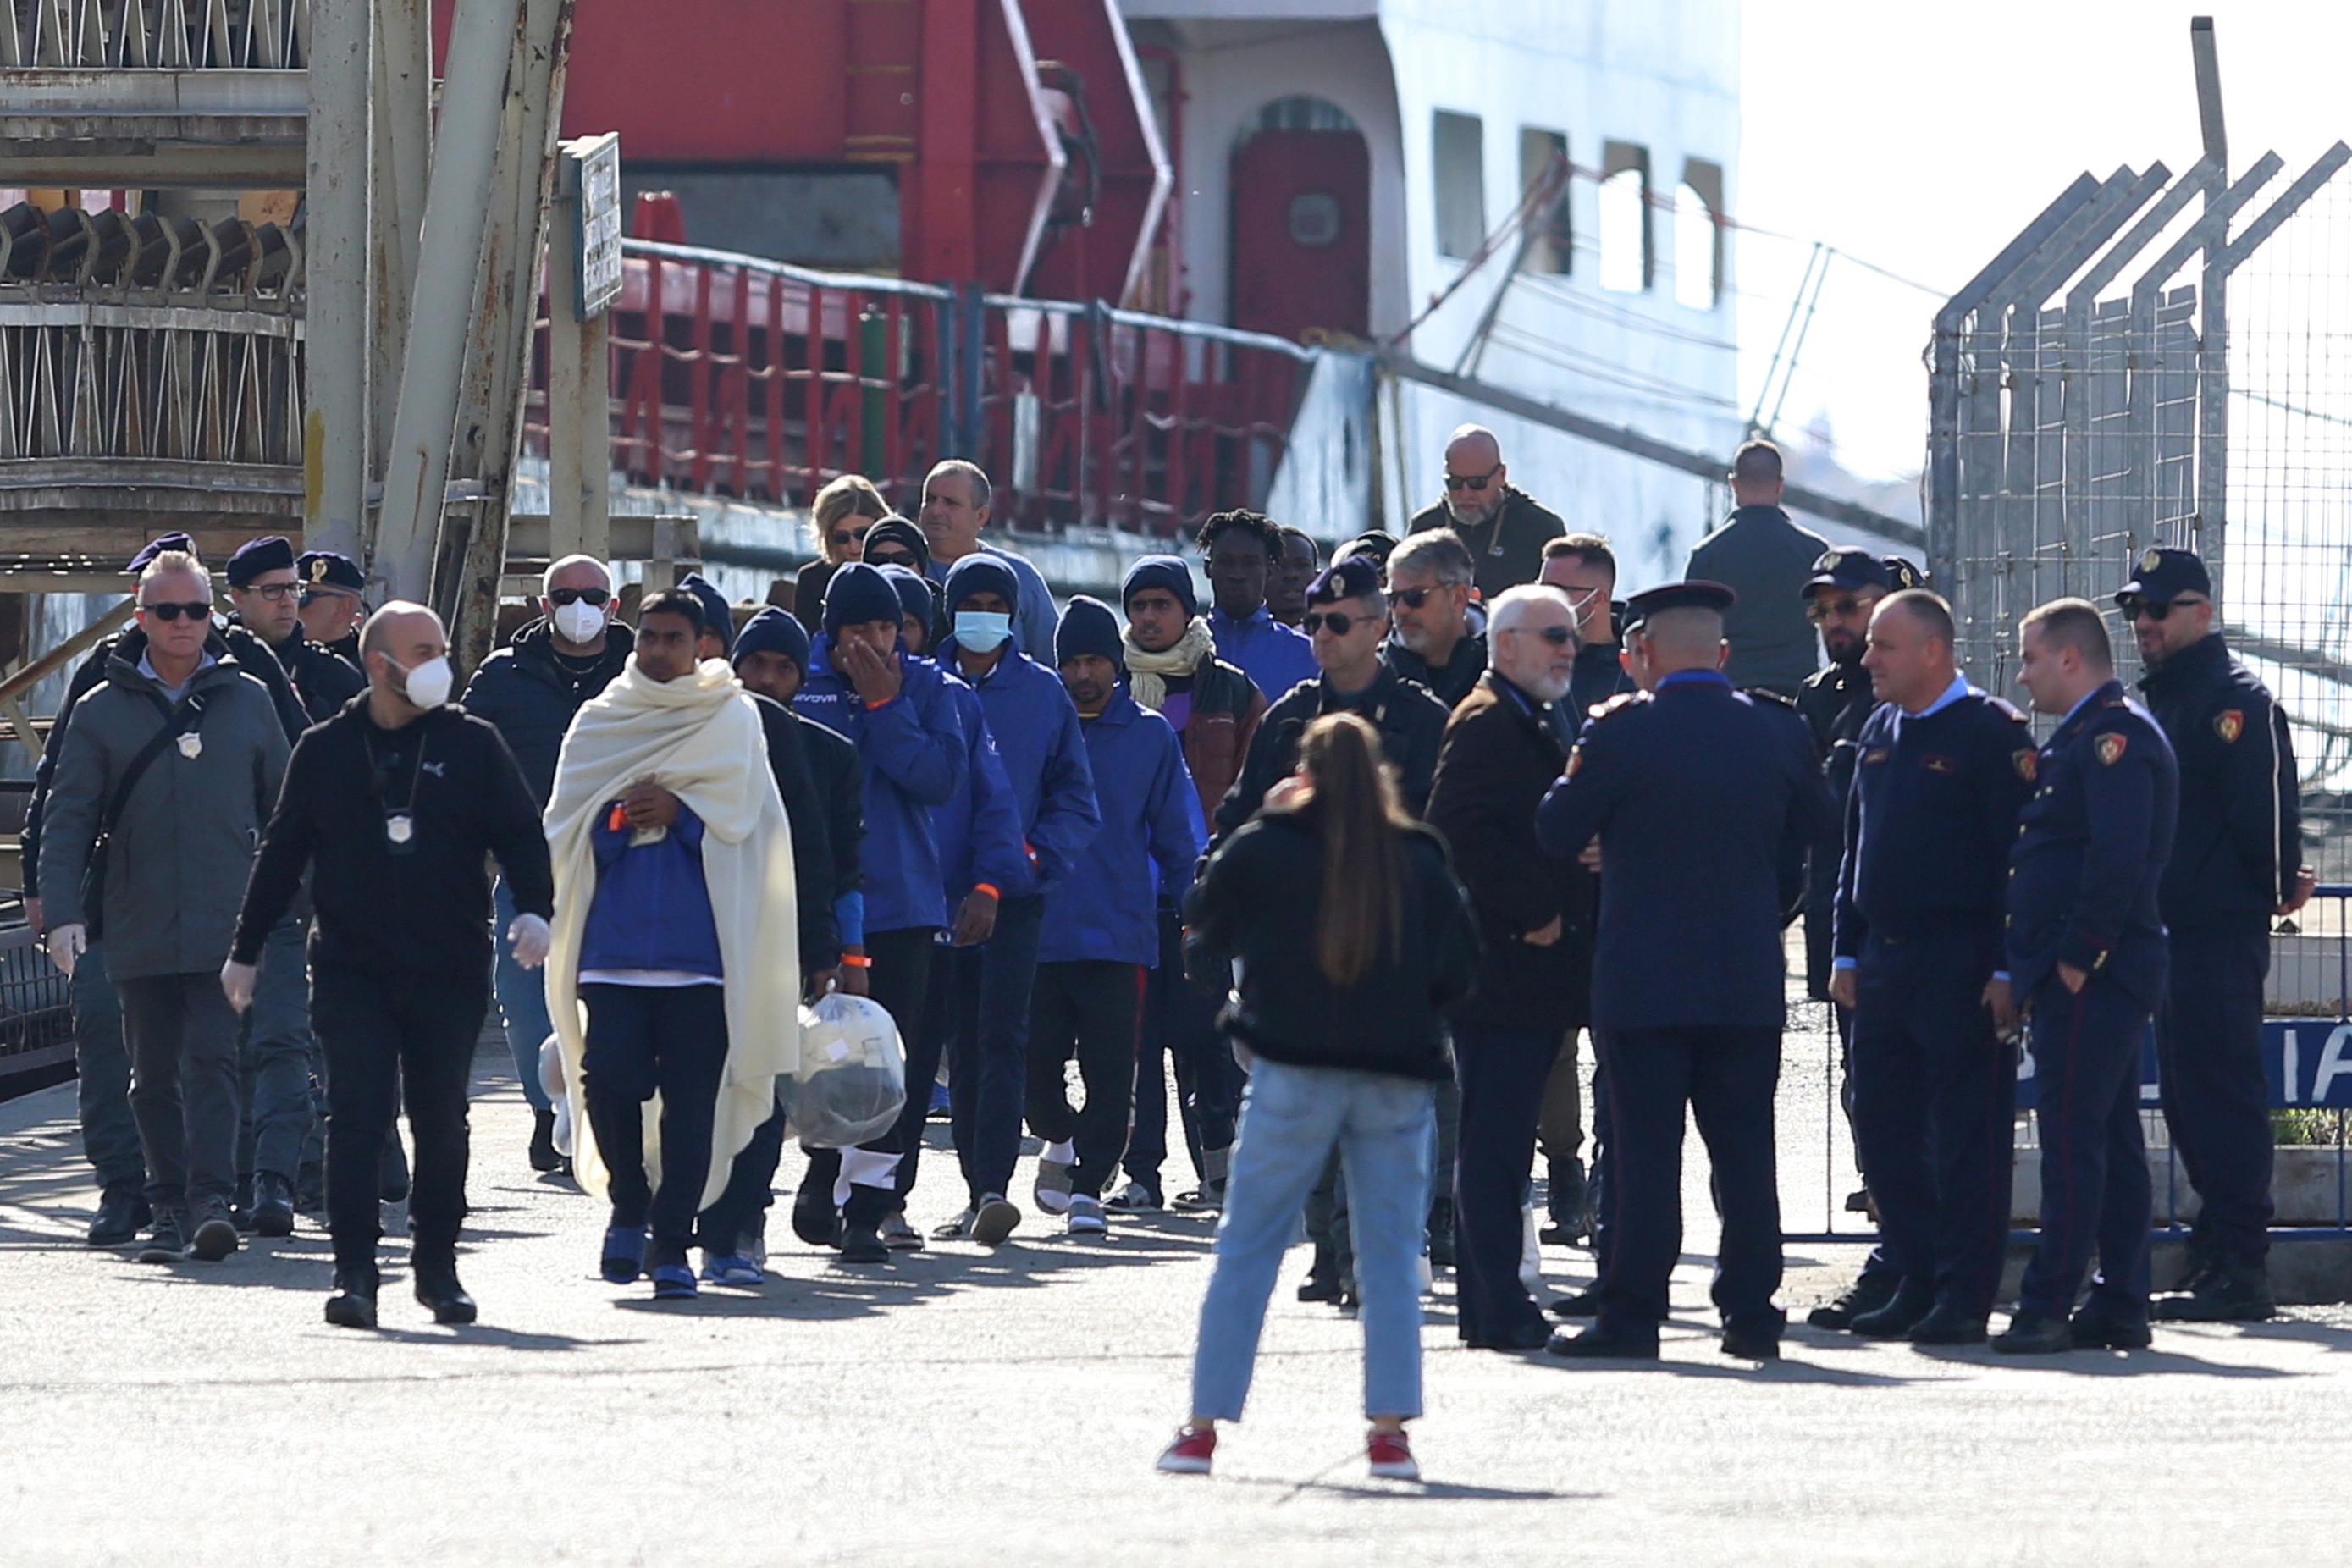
[522,239,1316,538]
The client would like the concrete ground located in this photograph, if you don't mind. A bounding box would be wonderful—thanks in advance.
[4,1042,2351,1568]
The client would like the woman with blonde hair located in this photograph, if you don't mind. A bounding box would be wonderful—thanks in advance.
[792,473,889,632]
[1159,712,1477,1482]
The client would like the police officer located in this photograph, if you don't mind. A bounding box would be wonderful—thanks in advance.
[1996,598,2178,1355]
[2120,549,2309,1322]
[1824,590,2035,1344]
[296,549,368,670]
[225,536,366,723]
[1792,547,1920,1328]
[1535,582,1836,1361]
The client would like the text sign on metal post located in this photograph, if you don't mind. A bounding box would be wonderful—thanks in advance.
[565,132,623,320]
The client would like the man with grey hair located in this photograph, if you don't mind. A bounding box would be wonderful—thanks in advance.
[1384,528,1486,708]
[459,552,634,1172]
[1427,583,1589,1350]
[39,550,291,1267]
[1406,423,1565,599]
[917,459,1057,661]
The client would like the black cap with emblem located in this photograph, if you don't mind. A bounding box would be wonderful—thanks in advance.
[297,549,366,593]
[2116,546,2211,608]
[1624,579,1736,629]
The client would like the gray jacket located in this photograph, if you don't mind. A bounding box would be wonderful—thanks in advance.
[1686,505,1831,695]
[38,650,290,980]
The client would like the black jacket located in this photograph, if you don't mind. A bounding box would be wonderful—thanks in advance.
[1795,654,1875,997]
[1385,632,1487,709]
[457,617,635,808]
[1569,633,1635,721]
[1408,485,1565,600]
[750,693,842,973]
[232,697,553,976]
[2138,633,2300,934]
[22,620,307,892]
[1213,664,1452,840]
[1184,810,1476,1081]
[234,616,367,723]
[1426,671,1593,1031]
[796,709,865,910]
[1686,505,1831,694]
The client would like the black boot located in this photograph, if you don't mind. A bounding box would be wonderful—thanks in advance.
[326,1267,380,1328]
[250,1172,296,1238]
[86,1186,150,1247]
[528,1107,563,1174]
[1848,1278,1936,1339]
[186,1197,241,1262]
[413,1253,478,1324]
[1542,1157,1589,1246]
[229,1173,257,1233]
[2152,1256,2275,1322]
[379,1130,411,1204]
[836,1184,892,1264]
[1297,1237,1341,1302]
[1806,1267,1899,1330]
[1426,1196,1456,1270]
[1548,1282,1604,1318]
[135,1206,187,1264]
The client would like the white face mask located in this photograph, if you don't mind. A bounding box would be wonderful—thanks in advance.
[552,597,607,644]
[392,654,454,709]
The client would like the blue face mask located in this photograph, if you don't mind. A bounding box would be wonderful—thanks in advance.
[953,610,1013,653]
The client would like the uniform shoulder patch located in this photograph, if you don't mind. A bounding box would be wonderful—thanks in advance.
[1745,687,1798,709]
[2095,732,2128,766]
[1986,695,2029,722]
[2013,748,2038,782]
[2215,708,2244,743]
[1587,691,1646,722]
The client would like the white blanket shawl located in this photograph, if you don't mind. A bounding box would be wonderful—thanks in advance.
[543,657,799,1210]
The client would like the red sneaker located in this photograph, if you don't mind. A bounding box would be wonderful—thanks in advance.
[1366,1429,1420,1481]
[1156,1425,1216,1475]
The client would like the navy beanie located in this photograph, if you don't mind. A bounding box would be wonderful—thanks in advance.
[1055,595,1124,671]
[680,572,734,654]
[823,560,903,633]
[733,605,810,673]
[942,552,1020,615]
[129,531,199,572]
[879,564,936,628]
[226,535,295,588]
[1121,555,1198,619]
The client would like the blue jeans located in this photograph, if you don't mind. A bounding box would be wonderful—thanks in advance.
[493,878,553,1112]
[1190,1056,1436,1422]
[238,916,317,1182]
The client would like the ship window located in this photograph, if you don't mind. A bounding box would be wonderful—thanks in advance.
[1676,157,1725,309]
[1599,140,1651,293]
[1519,128,1571,275]
[1433,111,1486,261]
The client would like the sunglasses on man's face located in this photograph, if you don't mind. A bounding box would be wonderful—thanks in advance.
[2126,595,2207,622]
[548,586,610,607]
[869,550,918,570]
[141,600,211,622]
[1444,466,1502,493]
[1391,585,1449,610]
[1805,595,1872,623]
[1304,610,1377,637]
[1504,623,1575,646]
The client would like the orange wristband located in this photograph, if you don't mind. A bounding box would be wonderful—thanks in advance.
[973,883,1001,900]
[840,954,872,969]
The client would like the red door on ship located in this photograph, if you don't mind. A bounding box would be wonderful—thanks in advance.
[1229,115,1371,343]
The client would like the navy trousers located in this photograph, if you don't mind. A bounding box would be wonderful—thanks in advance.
[580,982,730,1271]
[2018,973,2155,1322]
[945,892,1046,1204]
[1125,908,1239,1194]
[1596,1025,1785,1341]
[1848,933,2017,1317]
[1452,1023,1556,1343]
[2157,925,2274,1265]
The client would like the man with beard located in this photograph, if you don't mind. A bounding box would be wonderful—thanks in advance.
[1383,530,1485,709]
[1406,425,1563,599]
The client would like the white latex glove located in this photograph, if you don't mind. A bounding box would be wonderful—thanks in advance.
[507,912,552,970]
[220,958,258,1013]
[45,923,86,979]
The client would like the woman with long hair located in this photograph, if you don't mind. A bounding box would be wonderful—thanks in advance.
[1159,712,1477,1482]
[792,473,889,631]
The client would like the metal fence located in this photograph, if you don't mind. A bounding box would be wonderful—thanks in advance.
[0,920,73,1091]
[1926,143,2352,881]
[521,237,1321,541]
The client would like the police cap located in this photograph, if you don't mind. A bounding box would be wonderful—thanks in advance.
[297,549,366,593]
[1625,579,1736,628]
[226,535,296,588]
[2116,546,2211,609]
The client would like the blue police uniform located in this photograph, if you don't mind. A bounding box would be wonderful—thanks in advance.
[1535,587,1836,1355]
[2005,677,2177,1338]
[1834,677,2036,1327]
[2137,616,2299,1289]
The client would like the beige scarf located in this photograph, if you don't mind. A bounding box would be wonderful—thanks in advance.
[542,657,800,1210]
[1124,615,1218,711]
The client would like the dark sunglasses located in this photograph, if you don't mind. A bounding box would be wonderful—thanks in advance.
[1303,610,1376,637]
[869,549,919,570]
[1504,623,1575,646]
[1391,585,1449,609]
[830,529,863,547]
[141,599,211,621]
[1444,466,1501,493]
[1805,595,1871,623]
[549,586,611,607]
[2124,594,2206,621]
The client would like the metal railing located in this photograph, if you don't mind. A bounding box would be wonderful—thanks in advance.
[0,920,73,1089]
[521,237,1322,539]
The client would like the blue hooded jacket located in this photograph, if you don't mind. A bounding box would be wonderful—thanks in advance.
[793,635,966,933]
[934,638,1101,896]
[931,674,1033,901]
[1040,686,1204,967]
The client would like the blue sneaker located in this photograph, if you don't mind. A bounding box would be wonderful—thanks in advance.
[927,1081,952,1120]
[600,1225,649,1284]
[701,1252,765,1287]
[651,1264,698,1300]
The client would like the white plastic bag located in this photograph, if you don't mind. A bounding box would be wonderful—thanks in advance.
[785,992,907,1148]
[537,1035,575,1157]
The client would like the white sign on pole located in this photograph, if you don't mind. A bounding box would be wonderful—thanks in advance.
[564,132,623,320]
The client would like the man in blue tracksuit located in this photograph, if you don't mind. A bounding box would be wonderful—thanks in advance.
[791,562,968,1262]
[925,555,1100,1244]
[1027,598,1203,1236]
[1996,597,2178,1355]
